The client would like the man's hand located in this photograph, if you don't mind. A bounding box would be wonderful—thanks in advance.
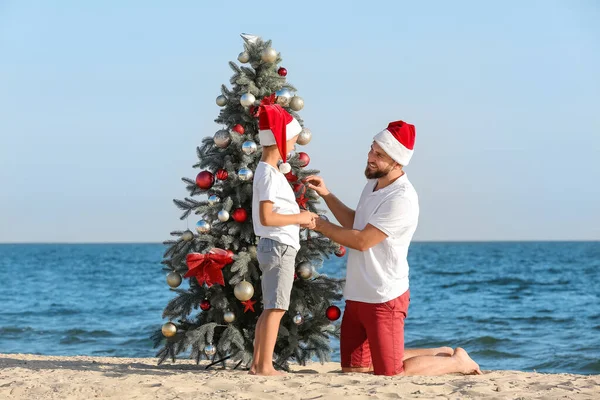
[304,176,330,197]
[298,210,317,227]
[313,215,327,232]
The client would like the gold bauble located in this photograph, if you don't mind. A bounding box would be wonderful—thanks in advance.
[166,272,182,288]
[162,322,177,338]
[234,281,254,301]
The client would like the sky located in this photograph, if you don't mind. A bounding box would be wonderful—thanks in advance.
[1,1,599,243]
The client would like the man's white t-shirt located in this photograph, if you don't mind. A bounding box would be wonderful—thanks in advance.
[343,174,419,303]
[252,162,301,250]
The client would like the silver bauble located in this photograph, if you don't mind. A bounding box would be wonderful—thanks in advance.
[293,314,304,325]
[204,344,216,356]
[261,47,277,63]
[289,96,304,111]
[241,140,257,155]
[223,311,235,323]
[238,167,253,181]
[297,128,312,145]
[213,130,231,148]
[248,245,257,258]
[196,220,211,234]
[162,322,177,338]
[216,95,227,107]
[297,262,313,279]
[207,195,221,206]
[318,214,329,222]
[181,230,194,241]
[275,88,293,106]
[237,51,250,63]
[240,93,256,107]
[234,280,254,301]
[166,272,182,288]
[217,210,230,222]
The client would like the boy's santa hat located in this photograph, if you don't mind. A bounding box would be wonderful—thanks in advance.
[258,97,302,173]
[373,120,416,166]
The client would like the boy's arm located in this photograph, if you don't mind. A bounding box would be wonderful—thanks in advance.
[259,201,315,227]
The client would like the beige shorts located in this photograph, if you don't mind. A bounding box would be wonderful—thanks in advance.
[257,238,297,310]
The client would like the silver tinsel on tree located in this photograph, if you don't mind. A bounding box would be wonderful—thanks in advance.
[153,34,343,371]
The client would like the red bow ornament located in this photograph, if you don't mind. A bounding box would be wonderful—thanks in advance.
[184,249,233,287]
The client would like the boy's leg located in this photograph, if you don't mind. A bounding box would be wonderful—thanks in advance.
[252,240,296,376]
[254,308,286,375]
[249,312,265,374]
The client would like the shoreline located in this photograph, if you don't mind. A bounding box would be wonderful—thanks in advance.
[1,353,599,399]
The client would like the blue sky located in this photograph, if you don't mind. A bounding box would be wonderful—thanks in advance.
[1,1,598,242]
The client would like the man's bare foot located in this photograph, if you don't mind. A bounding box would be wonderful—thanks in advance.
[253,368,286,376]
[453,347,482,375]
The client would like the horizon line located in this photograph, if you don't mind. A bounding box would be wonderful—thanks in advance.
[0,240,598,245]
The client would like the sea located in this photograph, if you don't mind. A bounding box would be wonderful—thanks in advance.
[0,242,598,375]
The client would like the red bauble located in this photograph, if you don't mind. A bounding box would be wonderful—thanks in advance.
[232,124,245,135]
[292,182,304,192]
[285,171,298,182]
[278,67,287,77]
[326,305,341,321]
[196,171,215,190]
[226,250,234,258]
[200,299,211,311]
[335,246,346,257]
[216,169,228,180]
[232,208,248,223]
[298,152,310,167]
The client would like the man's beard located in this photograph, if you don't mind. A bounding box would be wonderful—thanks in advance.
[364,164,392,179]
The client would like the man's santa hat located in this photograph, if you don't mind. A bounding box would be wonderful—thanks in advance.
[373,120,416,166]
[258,97,302,173]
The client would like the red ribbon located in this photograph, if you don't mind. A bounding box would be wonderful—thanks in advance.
[184,252,233,287]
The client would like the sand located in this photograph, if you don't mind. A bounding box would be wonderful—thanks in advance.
[1,353,598,399]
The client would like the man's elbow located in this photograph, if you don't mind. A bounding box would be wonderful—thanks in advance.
[355,237,373,252]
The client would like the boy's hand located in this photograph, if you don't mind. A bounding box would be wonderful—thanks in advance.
[298,210,317,226]
[304,176,330,197]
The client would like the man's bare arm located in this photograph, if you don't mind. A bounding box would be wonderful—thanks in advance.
[305,175,355,229]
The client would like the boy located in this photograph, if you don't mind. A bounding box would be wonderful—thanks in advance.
[249,100,317,376]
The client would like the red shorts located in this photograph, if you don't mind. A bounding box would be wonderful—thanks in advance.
[340,290,410,376]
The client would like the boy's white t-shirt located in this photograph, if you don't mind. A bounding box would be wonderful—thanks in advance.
[343,174,419,304]
[252,162,301,250]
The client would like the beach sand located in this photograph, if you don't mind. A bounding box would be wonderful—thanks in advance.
[1,353,598,399]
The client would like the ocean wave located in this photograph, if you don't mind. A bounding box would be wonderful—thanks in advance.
[463,336,510,346]
[64,329,115,337]
[0,326,34,334]
[471,349,521,358]
[428,270,477,276]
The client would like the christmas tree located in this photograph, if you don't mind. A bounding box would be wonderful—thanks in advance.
[153,34,345,371]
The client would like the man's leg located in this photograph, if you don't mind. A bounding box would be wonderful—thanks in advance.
[402,347,482,376]
[340,300,372,373]
[403,347,454,360]
[365,291,410,376]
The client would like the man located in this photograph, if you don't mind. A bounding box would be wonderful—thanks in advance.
[305,120,481,376]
